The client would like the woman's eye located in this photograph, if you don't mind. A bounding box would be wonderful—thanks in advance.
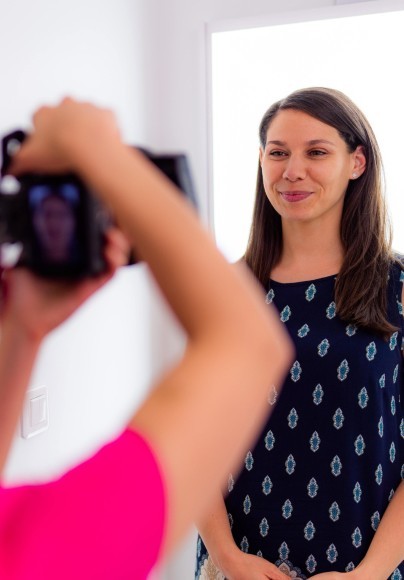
[269,150,287,157]
[309,149,327,157]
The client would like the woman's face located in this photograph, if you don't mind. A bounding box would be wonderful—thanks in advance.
[259,109,365,228]
[33,195,76,261]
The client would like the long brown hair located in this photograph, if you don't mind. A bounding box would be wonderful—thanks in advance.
[244,87,397,336]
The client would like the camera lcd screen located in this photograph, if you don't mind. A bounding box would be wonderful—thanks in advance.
[27,179,86,276]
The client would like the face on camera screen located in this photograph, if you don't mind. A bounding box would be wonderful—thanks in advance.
[29,182,84,268]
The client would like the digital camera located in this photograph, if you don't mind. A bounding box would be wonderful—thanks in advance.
[0,130,197,278]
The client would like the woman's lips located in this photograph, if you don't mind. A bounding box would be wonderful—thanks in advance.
[280,191,312,203]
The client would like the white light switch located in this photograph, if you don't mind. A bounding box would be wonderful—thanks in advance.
[30,395,47,426]
[21,386,49,439]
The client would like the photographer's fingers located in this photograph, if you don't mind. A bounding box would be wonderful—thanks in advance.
[10,99,121,178]
[8,132,71,177]
[63,228,128,312]
[8,103,66,175]
[104,227,132,271]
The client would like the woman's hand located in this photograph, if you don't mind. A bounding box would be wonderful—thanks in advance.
[219,551,290,580]
[0,227,129,343]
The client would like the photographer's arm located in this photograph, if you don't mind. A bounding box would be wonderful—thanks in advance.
[0,296,42,475]
[70,115,293,556]
[11,99,293,557]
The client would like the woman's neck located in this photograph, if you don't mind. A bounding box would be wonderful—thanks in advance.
[271,220,344,283]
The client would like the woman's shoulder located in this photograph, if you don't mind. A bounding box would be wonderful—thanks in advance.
[392,252,404,266]
[387,256,404,312]
[390,254,404,280]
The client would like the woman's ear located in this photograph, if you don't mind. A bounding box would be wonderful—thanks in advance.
[259,147,264,167]
[351,145,366,179]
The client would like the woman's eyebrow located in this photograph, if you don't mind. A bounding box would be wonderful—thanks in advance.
[306,139,336,146]
[266,139,336,147]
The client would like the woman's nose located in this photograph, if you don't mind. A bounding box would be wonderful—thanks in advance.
[282,155,306,182]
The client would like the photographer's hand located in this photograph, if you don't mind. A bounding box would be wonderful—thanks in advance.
[8,98,121,177]
[0,227,128,475]
[0,228,127,341]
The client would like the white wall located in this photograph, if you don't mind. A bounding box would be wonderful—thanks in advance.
[0,0,152,142]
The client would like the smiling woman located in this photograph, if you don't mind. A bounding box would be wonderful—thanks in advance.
[196,87,404,580]
[247,88,392,336]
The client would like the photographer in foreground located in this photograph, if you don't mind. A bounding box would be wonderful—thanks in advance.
[0,98,292,579]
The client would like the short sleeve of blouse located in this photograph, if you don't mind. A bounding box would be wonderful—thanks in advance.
[0,429,166,579]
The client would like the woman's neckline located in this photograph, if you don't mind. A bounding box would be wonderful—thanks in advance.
[269,273,338,286]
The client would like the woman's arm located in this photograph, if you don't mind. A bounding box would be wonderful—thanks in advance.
[308,483,404,580]
[352,480,404,579]
[310,282,404,579]
[198,491,289,580]
[81,111,293,556]
[308,285,404,580]
[11,98,293,557]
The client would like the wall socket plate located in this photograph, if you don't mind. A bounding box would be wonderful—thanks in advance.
[21,385,49,439]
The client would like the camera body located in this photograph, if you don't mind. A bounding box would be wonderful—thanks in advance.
[0,130,197,278]
[0,170,109,279]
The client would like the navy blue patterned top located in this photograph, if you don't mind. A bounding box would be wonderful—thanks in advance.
[196,263,404,580]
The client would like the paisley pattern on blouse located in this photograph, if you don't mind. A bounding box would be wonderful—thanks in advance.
[195,264,404,580]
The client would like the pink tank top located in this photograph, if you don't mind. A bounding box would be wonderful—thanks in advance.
[0,429,166,579]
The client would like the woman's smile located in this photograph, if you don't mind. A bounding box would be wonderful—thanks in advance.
[278,190,313,203]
